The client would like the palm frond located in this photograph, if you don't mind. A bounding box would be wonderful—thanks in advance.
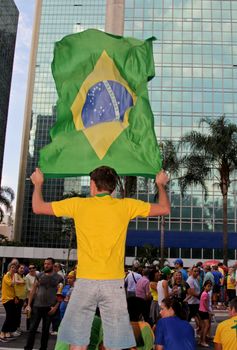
[0,186,15,202]
[179,154,211,200]
[0,186,15,222]
[160,140,180,175]
[181,131,210,152]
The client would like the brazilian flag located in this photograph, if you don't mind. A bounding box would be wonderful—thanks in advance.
[39,29,162,178]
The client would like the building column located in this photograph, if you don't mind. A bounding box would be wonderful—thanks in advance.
[14,0,42,241]
[105,0,125,36]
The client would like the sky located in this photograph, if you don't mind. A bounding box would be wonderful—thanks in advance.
[2,0,36,206]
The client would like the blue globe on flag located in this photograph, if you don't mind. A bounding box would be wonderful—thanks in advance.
[81,80,134,128]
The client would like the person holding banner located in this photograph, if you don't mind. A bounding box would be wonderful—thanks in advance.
[30,166,170,350]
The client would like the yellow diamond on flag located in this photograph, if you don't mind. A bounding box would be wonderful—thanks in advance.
[71,50,136,160]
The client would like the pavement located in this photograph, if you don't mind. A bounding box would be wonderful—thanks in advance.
[0,305,229,350]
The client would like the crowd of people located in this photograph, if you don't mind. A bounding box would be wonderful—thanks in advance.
[1,256,237,349]
[0,257,76,349]
[124,259,237,349]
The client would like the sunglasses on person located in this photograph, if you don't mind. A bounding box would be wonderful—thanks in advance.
[29,267,36,270]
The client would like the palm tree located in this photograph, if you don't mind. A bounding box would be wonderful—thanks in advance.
[0,186,14,222]
[158,140,181,267]
[61,191,85,273]
[61,216,76,273]
[180,116,237,266]
[136,244,169,268]
[118,176,137,198]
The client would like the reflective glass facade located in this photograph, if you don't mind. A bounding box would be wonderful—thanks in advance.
[0,0,18,185]
[124,0,237,235]
[19,0,237,254]
[20,0,106,247]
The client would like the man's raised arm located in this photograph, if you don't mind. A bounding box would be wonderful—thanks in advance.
[30,168,54,215]
[148,170,170,217]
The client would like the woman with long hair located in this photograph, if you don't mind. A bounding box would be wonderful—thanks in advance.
[198,281,213,348]
[0,263,18,341]
[155,298,195,350]
[168,270,190,319]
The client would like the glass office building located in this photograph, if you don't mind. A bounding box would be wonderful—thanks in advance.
[16,0,237,260]
[0,0,19,185]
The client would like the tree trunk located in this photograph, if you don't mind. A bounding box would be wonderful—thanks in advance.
[223,193,228,266]
[160,216,165,268]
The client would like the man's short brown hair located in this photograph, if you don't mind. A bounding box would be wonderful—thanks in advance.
[90,166,118,193]
[230,297,237,312]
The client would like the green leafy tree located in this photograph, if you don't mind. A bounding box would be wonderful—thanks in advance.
[180,116,237,266]
[118,176,137,198]
[0,186,14,222]
[120,142,180,268]
[136,244,168,268]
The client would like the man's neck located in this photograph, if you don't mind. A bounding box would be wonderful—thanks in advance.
[94,191,110,196]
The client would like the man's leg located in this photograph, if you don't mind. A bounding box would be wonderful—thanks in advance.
[39,307,52,350]
[24,307,42,350]
[98,280,136,350]
[58,279,97,346]
[15,299,24,329]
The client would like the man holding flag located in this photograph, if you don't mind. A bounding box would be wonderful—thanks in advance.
[30,27,169,349]
[30,166,170,350]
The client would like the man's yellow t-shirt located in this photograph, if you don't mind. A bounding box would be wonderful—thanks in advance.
[52,196,150,280]
[214,316,237,350]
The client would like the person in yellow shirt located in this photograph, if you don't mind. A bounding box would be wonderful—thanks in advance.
[227,267,236,304]
[214,297,237,350]
[30,166,170,350]
[14,264,27,333]
[0,262,17,341]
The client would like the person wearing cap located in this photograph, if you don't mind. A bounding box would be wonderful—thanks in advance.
[157,266,172,307]
[30,166,170,350]
[174,259,188,281]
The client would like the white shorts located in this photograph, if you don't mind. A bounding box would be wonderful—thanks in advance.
[58,278,136,349]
